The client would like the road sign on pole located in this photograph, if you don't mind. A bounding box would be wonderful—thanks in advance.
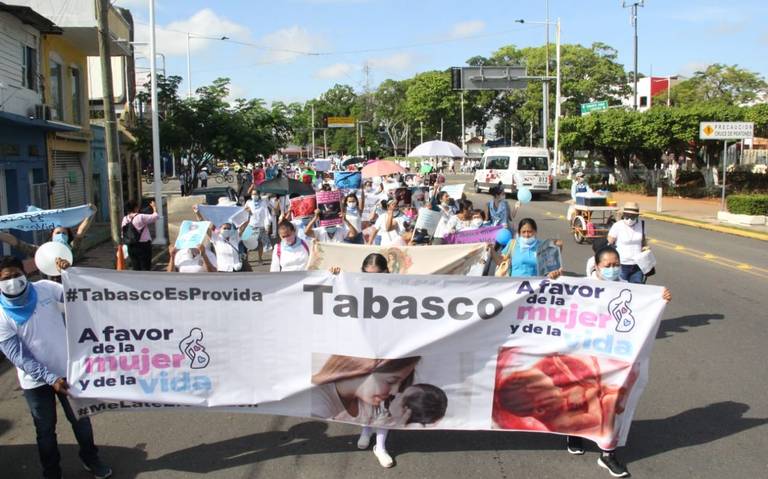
[699,122,754,140]
[327,116,356,128]
[580,100,608,115]
[698,122,754,211]
[450,66,528,91]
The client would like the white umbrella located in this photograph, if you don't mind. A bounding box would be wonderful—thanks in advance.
[407,140,466,158]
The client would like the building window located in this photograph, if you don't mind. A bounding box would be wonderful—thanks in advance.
[71,67,82,124]
[639,96,648,107]
[49,60,63,120]
[21,46,37,91]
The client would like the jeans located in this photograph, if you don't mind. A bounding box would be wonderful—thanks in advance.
[23,385,99,479]
[620,264,646,284]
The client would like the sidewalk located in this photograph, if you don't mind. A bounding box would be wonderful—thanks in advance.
[607,192,768,241]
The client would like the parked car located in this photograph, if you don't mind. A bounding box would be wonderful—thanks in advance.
[189,186,239,205]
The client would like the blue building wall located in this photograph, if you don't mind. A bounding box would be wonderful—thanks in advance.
[90,125,109,222]
[0,121,48,247]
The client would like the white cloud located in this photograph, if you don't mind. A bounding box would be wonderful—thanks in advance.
[134,9,251,57]
[258,26,328,63]
[368,53,416,71]
[678,61,709,77]
[113,0,148,8]
[450,20,485,38]
[225,83,249,103]
[315,63,355,79]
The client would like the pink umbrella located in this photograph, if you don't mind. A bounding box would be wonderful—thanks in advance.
[361,160,406,178]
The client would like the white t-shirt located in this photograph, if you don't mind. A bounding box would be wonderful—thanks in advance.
[433,206,455,239]
[0,281,67,389]
[314,224,349,243]
[374,214,406,246]
[270,238,310,272]
[608,220,644,265]
[174,248,217,273]
[246,199,272,229]
[211,232,242,272]
[311,382,346,418]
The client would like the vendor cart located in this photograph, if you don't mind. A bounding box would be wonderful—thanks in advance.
[570,204,619,244]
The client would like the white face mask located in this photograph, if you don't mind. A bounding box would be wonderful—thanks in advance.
[624,218,637,227]
[0,276,28,296]
[471,219,483,227]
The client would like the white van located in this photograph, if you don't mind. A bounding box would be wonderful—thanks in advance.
[473,147,551,196]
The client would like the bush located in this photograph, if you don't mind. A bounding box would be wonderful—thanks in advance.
[616,183,645,194]
[677,171,705,187]
[725,171,768,193]
[726,194,768,216]
[558,179,572,190]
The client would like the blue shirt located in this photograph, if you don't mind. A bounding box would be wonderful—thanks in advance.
[503,239,539,277]
[488,200,510,227]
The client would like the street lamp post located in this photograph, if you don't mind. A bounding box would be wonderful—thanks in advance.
[185,34,228,98]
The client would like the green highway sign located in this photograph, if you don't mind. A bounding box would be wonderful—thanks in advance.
[580,100,609,115]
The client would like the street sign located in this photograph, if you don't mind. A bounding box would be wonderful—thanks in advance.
[580,100,609,115]
[327,116,355,128]
[699,122,754,140]
[450,66,527,91]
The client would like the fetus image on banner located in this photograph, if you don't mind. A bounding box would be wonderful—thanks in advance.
[608,289,636,333]
[179,328,211,369]
[310,354,448,428]
[491,348,638,449]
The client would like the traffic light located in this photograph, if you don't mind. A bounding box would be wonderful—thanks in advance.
[322,114,328,128]
[451,67,463,91]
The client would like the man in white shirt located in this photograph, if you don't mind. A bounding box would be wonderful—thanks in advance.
[607,202,646,284]
[199,168,209,187]
[0,256,112,479]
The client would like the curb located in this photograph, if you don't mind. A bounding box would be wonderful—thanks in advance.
[640,211,768,242]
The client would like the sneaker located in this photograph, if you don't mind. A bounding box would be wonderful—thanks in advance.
[597,453,630,478]
[357,431,372,450]
[372,444,394,468]
[82,459,113,479]
[567,436,585,455]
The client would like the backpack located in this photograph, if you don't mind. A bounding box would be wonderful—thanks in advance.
[121,215,145,245]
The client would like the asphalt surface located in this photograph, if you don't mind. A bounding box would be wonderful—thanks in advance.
[1,175,766,479]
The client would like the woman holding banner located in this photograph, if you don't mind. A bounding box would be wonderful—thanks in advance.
[563,245,671,478]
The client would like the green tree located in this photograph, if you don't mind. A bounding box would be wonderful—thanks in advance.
[667,64,767,106]
[404,70,462,143]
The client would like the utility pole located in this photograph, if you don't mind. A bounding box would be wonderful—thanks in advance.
[420,121,424,144]
[543,0,550,149]
[529,122,533,147]
[310,102,315,159]
[148,0,166,244]
[96,0,123,243]
[186,32,191,98]
[323,128,327,158]
[623,1,644,110]
[440,118,444,141]
[460,90,465,152]
[552,18,562,193]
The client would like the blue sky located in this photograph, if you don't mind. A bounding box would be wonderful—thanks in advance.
[116,0,768,104]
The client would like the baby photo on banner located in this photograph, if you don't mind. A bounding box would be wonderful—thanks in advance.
[317,191,342,227]
[175,221,211,249]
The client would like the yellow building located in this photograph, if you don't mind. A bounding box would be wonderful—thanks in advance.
[41,33,93,208]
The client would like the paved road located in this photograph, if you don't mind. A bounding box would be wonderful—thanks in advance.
[1,175,766,478]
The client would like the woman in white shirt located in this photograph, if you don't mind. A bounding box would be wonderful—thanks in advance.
[304,209,358,244]
[210,222,248,272]
[607,202,646,284]
[367,200,407,246]
[270,220,310,272]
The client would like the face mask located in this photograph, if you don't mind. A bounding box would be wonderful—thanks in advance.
[282,235,296,246]
[346,202,357,208]
[251,195,259,202]
[0,276,28,296]
[221,229,234,239]
[326,226,338,236]
[519,236,537,247]
[624,218,637,226]
[600,266,621,281]
[53,233,69,245]
[471,219,483,227]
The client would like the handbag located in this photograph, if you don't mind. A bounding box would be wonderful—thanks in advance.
[495,239,515,277]
[640,220,656,276]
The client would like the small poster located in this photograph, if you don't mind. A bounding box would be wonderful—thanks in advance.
[290,195,317,219]
[414,208,441,237]
[536,239,563,276]
[441,184,465,200]
[410,187,429,210]
[393,187,412,207]
[317,191,342,227]
[175,221,211,249]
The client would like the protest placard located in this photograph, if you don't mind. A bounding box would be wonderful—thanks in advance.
[441,184,464,200]
[195,205,248,227]
[394,187,412,207]
[415,208,442,237]
[317,191,342,227]
[290,195,317,219]
[174,221,211,249]
[0,205,93,232]
[443,225,503,245]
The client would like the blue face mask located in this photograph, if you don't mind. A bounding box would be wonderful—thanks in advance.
[53,233,69,245]
[518,236,537,247]
[600,266,621,281]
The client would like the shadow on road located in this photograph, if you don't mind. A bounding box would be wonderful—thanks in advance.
[656,313,725,339]
[2,402,764,477]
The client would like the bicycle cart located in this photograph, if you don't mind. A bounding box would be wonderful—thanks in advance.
[570,205,618,244]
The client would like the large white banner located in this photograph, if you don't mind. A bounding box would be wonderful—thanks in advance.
[63,268,666,449]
